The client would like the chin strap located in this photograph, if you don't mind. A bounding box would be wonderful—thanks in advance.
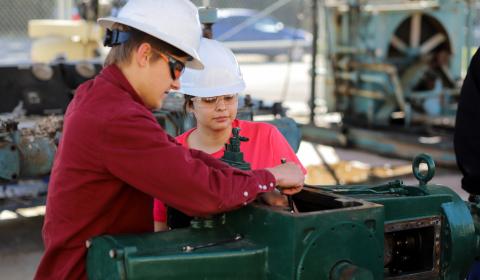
[103,29,131,47]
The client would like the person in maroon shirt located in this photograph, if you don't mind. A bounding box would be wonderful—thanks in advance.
[34,1,304,279]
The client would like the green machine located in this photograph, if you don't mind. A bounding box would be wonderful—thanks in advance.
[324,0,471,128]
[303,0,476,166]
[87,131,480,279]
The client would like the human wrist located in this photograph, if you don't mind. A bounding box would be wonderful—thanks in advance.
[265,168,279,186]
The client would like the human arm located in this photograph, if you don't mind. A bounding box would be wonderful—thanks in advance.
[455,47,480,195]
[102,111,282,217]
[153,199,169,231]
[260,190,288,206]
[265,162,304,195]
[154,221,169,232]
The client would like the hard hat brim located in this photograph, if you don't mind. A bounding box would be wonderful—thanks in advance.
[98,17,204,70]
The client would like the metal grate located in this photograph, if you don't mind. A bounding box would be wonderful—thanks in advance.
[0,0,58,37]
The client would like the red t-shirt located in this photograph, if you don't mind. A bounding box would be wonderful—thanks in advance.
[153,119,306,222]
[35,65,276,280]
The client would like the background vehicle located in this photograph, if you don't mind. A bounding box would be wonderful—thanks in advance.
[212,8,312,61]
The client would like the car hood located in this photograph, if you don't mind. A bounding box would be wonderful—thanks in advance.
[281,27,313,41]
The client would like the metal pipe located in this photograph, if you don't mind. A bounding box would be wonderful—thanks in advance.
[466,0,475,62]
[309,0,319,124]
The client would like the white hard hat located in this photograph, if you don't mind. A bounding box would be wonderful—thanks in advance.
[98,0,203,69]
[179,38,246,97]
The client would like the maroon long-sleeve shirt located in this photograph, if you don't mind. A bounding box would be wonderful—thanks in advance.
[34,65,276,279]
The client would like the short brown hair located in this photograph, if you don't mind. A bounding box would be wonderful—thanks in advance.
[104,23,189,67]
[183,94,195,114]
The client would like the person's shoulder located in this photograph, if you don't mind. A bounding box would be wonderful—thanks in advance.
[73,75,145,119]
[237,119,276,131]
[175,128,195,146]
[237,120,277,138]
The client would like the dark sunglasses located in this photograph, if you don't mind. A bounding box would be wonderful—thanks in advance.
[152,49,186,80]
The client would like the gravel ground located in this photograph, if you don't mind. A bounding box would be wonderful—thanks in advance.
[0,215,44,280]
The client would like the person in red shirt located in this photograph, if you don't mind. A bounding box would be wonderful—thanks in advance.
[34,1,304,279]
[153,38,307,231]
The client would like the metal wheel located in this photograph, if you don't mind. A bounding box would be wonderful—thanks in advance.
[387,13,454,117]
[388,13,450,70]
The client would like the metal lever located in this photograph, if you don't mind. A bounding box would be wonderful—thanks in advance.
[181,233,243,252]
[281,158,296,214]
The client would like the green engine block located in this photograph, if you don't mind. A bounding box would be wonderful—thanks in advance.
[86,154,480,279]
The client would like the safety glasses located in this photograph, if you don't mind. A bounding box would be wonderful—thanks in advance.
[192,94,238,108]
[152,49,186,80]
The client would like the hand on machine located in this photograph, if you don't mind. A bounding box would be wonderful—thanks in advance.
[266,160,304,203]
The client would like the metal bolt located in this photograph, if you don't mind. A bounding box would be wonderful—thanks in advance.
[182,245,194,252]
[109,249,124,259]
[109,249,116,258]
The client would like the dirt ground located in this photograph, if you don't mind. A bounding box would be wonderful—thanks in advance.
[0,215,44,280]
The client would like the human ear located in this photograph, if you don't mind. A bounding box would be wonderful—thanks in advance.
[135,43,152,67]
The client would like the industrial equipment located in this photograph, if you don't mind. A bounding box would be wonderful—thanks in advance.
[2,2,477,278]
[0,0,110,206]
[86,148,479,279]
[326,0,467,128]
[0,0,108,210]
[27,0,118,62]
[0,117,61,210]
[0,0,107,116]
[303,0,474,166]
[0,60,102,116]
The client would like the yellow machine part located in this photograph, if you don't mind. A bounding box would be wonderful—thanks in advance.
[306,161,412,185]
[28,20,104,62]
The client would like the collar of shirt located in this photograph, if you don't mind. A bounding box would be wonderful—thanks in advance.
[100,64,147,109]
